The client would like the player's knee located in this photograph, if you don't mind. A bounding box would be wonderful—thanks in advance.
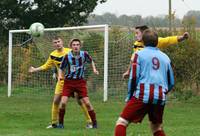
[116,117,129,127]
[53,98,60,105]
[84,102,90,108]
[60,102,66,109]
[53,101,59,105]
[53,95,61,104]
[84,102,93,110]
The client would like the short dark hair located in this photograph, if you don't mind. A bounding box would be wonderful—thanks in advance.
[69,38,82,47]
[135,25,149,32]
[52,36,62,40]
[142,29,158,47]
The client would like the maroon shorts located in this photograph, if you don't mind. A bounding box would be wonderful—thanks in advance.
[120,97,164,124]
[62,79,88,98]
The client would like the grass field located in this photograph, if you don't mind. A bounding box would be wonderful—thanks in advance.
[0,87,200,136]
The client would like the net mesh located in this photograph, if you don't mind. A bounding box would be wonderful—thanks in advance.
[10,26,134,101]
[11,29,105,100]
[108,35,133,100]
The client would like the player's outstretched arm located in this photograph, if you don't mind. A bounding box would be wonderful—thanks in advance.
[177,32,189,42]
[28,56,54,73]
[157,32,190,48]
[28,66,42,73]
[91,61,99,75]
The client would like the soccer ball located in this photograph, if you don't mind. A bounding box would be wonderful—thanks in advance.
[29,22,44,37]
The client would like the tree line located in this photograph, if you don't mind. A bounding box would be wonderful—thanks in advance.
[87,10,200,28]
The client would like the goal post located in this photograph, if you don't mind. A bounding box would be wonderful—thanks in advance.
[8,24,109,101]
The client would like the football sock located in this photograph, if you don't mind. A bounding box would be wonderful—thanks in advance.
[88,110,97,125]
[80,104,92,123]
[154,130,166,136]
[51,103,59,124]
[114,124,126,136]
[59,108,65,125]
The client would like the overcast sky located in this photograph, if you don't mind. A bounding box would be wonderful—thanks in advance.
[93,0,199,18]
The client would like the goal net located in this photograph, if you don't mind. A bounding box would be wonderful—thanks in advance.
[8,25,133,101]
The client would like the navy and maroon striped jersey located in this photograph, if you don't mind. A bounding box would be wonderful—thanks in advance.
[60,51,92,79]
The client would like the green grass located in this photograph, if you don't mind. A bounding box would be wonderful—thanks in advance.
[0,87,200,136]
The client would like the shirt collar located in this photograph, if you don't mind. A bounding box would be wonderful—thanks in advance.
[145,46,158,50]
[69,51,81,59]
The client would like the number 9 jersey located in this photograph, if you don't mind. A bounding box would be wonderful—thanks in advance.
[129,47,174,105]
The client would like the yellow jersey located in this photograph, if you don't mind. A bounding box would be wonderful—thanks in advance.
[40,48,71,71]
[133,36,178,52]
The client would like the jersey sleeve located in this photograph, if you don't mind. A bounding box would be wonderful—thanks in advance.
[39,56,54,70]
[84,51,93,63]
[60,54,68,71]
[129,53,140,92]
[132,41,144,53]
[130,52,136,62]
[157,36,178,48]
[166,62,175,93]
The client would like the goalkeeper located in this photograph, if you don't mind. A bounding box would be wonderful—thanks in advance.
[28,36,92,128]
[123,25,189,102]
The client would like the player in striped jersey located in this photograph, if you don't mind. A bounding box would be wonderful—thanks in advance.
[115,29,174,136]
[28,36,92,129]
[57,38,99,129]
[123,25,189,102]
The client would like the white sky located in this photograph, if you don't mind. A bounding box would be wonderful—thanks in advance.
[93,0,200,18]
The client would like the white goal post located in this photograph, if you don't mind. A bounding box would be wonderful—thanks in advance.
[8,24,109,101]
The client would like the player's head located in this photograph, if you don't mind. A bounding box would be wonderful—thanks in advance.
[142,29,158,47]
[69,38,82,53]
[52,36,64,50]
[135,25,149,42]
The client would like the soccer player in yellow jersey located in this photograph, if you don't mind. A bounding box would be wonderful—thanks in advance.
[28,36,92,128]
[123,25,189,102]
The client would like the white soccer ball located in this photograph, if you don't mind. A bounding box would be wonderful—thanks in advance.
[29,22,44,37]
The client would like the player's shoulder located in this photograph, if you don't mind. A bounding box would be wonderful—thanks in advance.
[155,49,171,62]
[80,50,89,55]
[64,47,71,53]
[136,47,152,54]
[50,50,57,56]
[134,41,144,46]
[137,47,160,56]
[160,50,170,59]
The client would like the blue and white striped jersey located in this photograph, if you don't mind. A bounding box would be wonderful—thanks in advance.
[129,46,175,105]
[60,51,92,79]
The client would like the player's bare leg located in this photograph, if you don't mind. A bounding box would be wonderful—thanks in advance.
[149,122,166,136]
[46,94,61,129]
[81,97,97,128]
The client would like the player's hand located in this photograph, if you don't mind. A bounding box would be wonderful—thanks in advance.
[57,75,64,82]
[57,77,64,82]
[28,66,35,73]
[93,69,99,75]
[183,32,189,40]
[122,70,129,79]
